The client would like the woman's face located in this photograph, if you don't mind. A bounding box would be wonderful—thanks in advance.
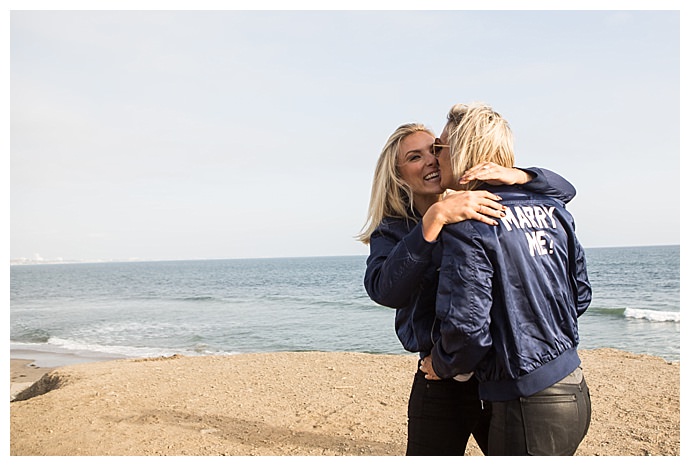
[436,126,456,190]
[396,131,443,197]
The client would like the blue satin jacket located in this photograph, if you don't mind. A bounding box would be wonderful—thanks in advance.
[431,185,591,401]
[364,168,577,359]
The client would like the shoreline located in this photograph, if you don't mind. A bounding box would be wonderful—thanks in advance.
[10,344,131,368]
[9,348,131,401]
[9,344,681,402]
[10,340,681,369]
[10,359,52,401]
[10,348,680,456]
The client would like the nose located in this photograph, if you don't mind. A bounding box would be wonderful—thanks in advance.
[425,152,438,165]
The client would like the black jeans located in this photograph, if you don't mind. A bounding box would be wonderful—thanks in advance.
[487,367,591,456]
[406,368,491,456]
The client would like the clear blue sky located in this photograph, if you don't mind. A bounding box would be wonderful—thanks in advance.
[8,3,682,262]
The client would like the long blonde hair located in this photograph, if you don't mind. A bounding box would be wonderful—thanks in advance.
[356,123,436,244]
[446,102,515,191]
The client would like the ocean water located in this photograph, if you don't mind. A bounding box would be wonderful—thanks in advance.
[9,245,680,366]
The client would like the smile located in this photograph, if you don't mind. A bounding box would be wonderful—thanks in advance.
[424,171,439,181]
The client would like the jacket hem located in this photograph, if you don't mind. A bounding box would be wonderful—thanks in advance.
[478,348,581,402]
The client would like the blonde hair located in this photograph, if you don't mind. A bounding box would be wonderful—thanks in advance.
[446,102,515,191]
[356,123,436,244]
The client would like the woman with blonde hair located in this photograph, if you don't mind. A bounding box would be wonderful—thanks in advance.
[422,102,591,455]
[360,120,577,455]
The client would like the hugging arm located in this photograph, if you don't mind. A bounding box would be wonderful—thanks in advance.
[520,167,576,203]
[460,163,576,204]
[365,191,506,307]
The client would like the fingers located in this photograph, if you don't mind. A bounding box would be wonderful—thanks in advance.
[460,162,497,182]
[473,189,502,202]
[420,358,441,380]
[447,189,502,203]
[475,211,499,226]
[475,202,506,226]
[481,198,505,212]
[476,193,506,217]
[441,189,506,225]
[461,164,527,186]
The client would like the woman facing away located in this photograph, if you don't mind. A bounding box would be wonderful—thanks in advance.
[357,121,578,455]
[421,102,592,455]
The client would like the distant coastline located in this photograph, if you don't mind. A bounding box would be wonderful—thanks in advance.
[10,257,146,266]
[8,244,681,266]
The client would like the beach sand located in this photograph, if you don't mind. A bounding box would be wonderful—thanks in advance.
[9,348,680,456]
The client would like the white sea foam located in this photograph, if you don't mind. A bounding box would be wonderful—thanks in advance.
[12,338,238,363]
[623,308,680,322]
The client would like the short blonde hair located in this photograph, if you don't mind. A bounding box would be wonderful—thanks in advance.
[356,123,436,244]
[446,103,515,191]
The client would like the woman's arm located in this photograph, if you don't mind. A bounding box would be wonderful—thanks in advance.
[421,190,505,242]
[460,163,576,203]
[430,223,494,379]
[519,167,576,203]
[366,190,507,307]
[364,219,436,309]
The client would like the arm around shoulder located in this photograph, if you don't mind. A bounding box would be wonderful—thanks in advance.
[520,167,576,203]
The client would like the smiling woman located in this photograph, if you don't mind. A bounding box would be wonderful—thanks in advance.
[395,131,442,212]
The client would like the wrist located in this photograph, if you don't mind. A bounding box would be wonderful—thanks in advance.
[422,204,446,242]
[515,168,534,185]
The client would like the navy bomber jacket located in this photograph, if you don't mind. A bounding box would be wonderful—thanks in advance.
[364,168,577,358]
[431,184,591,401]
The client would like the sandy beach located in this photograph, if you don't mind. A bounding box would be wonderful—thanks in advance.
[9,348,680,456]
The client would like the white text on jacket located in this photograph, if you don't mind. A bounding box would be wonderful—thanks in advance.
[500,205,558,257]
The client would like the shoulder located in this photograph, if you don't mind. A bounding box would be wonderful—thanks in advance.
[442,217,491,243]
[372,216,419,240]
[378,216,418,231]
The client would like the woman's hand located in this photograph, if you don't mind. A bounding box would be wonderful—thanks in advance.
[421,189,505,242]
[440,189,506,224]
[460,162,533,186]
[420,355,441,380]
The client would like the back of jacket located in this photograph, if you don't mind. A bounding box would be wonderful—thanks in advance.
[431,185,591,401]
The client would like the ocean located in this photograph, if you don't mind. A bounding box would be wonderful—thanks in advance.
[9,245,680,367]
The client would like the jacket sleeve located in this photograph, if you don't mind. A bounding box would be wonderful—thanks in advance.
[364,219,437,309]
[569,221,592,316]
[431,224,493,379]
[519,167,576,204]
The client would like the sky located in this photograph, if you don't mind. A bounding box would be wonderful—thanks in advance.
[7,2,683,263]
